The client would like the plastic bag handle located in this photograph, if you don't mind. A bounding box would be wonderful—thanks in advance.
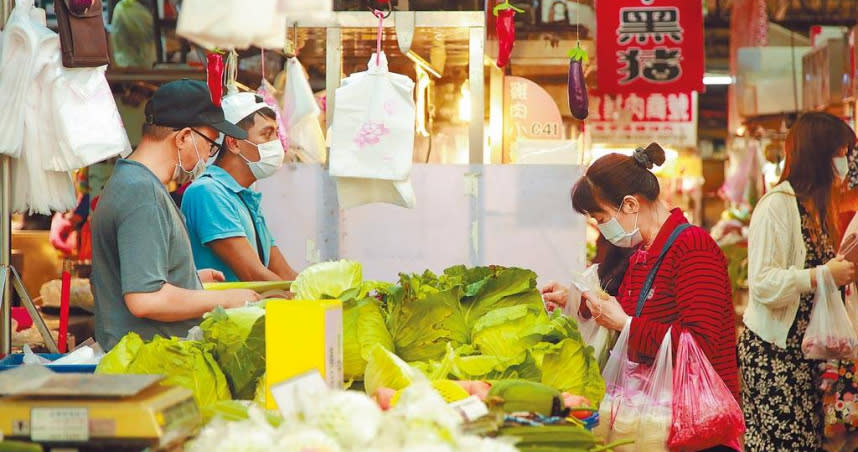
[373,9,385,66]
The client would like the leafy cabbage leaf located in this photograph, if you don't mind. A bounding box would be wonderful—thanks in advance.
[132,337,231,407]
[291,260,362,300]
[343,298,394,380]
[200,305,266,400]
[363,344,426,396]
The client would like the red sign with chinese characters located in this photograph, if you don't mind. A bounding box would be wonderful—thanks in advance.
[588,91,697,147]
[595,0,704,94]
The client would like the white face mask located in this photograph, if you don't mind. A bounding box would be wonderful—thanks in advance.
[240,139,285,180]
[596,200,643,248]
[834,156,849,182]
[173,133,206,184]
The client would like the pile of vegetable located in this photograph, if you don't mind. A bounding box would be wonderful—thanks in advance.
[297,261,604,407]
[96,333,231,408]
[188,382,520,452]
[98,260,604,421]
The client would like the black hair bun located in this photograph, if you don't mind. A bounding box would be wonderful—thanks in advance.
[632,142,667,169]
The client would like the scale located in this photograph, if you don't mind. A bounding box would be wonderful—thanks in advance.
[0,366,200,451]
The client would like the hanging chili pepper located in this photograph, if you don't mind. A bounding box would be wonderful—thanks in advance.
[206,51,225,107]
[567,45,589,120]
[493,1,524,68]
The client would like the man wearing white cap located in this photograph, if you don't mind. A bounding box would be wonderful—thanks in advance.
[181,92,298,282]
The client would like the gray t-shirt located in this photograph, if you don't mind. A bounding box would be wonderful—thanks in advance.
[92,159,202,350]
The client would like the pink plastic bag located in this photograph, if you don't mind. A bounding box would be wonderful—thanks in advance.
[668,331,745,451]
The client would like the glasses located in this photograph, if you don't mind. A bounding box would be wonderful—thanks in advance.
[180,128,222,157]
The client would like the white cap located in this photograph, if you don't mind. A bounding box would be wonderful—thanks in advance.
[218,92,269,144]
[222,92,268,127]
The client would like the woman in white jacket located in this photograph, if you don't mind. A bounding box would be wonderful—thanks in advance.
[739,112,856,451]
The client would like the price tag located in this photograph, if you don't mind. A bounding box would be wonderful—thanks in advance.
[270,370,330,419]
[30,408,89,442]
[449,396,489,422]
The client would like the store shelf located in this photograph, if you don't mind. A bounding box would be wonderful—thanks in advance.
[106,68,205,83]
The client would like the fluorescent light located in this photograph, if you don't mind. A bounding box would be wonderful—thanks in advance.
[703,74,733,85]
[458,81,471,122]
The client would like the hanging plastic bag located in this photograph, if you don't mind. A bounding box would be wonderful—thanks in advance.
[801,265,858,360]
[283,57,326,164]
[636,329,673,452]
[329,51,416,209]
[176,0,286,50]
[110,0,156,69]
[48,66,131,171]
[568,265,618,370]
[668,331,745,451]
[593,322,648,452]
[0,0,42,157]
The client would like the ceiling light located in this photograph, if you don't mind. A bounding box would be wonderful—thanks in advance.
[703,74,733,85]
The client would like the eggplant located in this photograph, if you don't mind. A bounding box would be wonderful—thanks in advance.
[567,46,589,121]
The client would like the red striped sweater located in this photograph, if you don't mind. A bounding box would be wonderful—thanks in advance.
[616,208,741,401]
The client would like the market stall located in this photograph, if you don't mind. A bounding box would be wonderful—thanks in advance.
[0,1,754,451]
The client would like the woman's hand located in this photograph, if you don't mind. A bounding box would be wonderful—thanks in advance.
[826,256,855,287]
[583,291,630,332]
[198,269,226,283]
[541,281,569,312]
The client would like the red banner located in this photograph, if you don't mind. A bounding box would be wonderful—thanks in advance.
[595,0,704,94]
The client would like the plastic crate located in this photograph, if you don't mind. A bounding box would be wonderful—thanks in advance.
[0,353,96,373]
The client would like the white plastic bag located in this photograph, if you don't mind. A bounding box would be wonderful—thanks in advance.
[593,322,648,452]
[48,66,131,171]
[801,265,858,360]
[177,0,286,50]
[569,265,618,369]
[0,0,41,157]
[330,51,415,181]
[329,52,416,208]
[283,57,326,164]
[636,330,673,452]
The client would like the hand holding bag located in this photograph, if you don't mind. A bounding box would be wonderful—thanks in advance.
[54,0,109,67]
[801,265,858,360]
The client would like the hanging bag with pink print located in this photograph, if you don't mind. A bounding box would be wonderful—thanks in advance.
[328,48,416,208]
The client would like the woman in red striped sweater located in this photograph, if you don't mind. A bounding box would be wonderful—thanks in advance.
[567,143,739,451]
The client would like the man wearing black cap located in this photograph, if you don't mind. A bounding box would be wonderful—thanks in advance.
[91,79,261,350]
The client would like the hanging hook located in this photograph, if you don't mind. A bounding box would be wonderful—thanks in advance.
[367,0,392,18]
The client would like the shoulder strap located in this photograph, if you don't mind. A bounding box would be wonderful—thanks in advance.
[635,223,693,317]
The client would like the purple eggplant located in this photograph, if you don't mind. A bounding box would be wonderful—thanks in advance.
[568,46,589,121]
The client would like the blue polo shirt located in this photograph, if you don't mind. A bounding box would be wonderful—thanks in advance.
[181,165,275,282]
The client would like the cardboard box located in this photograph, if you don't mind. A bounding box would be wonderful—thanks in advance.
[264,299,343,410]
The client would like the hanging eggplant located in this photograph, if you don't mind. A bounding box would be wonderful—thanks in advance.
[206,51,225,107]
[567,45,589,120]
[493,1,524,69]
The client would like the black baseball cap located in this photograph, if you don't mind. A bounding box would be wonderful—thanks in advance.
[144,79,248,140]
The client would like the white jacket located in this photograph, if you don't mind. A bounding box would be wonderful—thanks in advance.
[744,181,815,348]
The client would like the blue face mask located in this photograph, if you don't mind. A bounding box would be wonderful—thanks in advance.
[596,199,643,248]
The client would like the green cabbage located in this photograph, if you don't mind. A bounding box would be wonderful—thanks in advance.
[98,335,231,408]
[291,260,362,300]
[200,306,266,400]
[95,331,143,373]
[363,344,425,396]
[343,298,394,380]
[534,338,605,406]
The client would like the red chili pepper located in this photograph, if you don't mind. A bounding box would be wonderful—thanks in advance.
[493,2,523,68]
[206,52,225,107]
